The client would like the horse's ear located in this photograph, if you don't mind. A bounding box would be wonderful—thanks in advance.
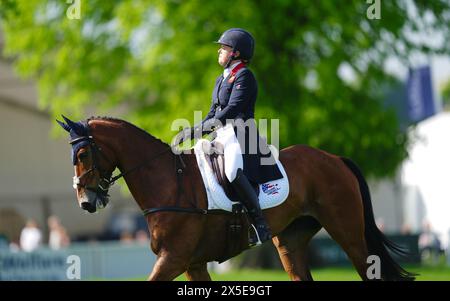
[62,114,83,135]
[56,119,71,133]
[62,115,76,127]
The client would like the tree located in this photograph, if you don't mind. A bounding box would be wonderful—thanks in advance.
[1,0,449,177]
[443,80,450,110]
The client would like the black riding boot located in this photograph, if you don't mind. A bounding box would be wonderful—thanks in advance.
[231,169,272,246]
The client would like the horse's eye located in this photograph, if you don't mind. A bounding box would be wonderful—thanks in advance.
[79,152,88,161]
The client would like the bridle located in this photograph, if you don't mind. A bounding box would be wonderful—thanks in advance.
[70,129,208,216]
[71,136,112,194]
[70,135,172,203]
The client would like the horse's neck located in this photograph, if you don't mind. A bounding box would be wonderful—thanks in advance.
[94,120,169,169]
[118,132,169,170]
[94,120,177,209]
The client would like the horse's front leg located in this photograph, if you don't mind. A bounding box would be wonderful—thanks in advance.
[185,263,211,281]
[148,252,189,281]
[147,214,206,281]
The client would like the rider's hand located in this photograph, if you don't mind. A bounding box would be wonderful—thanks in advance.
[175,127,194,146]
[172,120,219,148]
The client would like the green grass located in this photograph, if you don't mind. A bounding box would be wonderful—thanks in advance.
[116,265,450,281]
[177,266,450,281]
[176,265,450,281]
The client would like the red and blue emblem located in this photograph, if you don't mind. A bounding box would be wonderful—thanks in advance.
[262,183,280,195]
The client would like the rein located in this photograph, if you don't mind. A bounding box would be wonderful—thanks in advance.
[109,147,174,186]
[70,135,172,191]
[142,207,207,215]
[71,129,209,217]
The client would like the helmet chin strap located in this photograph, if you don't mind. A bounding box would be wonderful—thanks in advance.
[225,50,238,68]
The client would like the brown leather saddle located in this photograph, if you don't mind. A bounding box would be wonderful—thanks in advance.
[206,141,259,202]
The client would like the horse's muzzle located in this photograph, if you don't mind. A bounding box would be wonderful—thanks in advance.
[81,201,97,213]
[80,189,98,213]
[79,189,109,213]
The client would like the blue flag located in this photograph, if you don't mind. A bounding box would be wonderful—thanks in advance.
[406,66,436,123]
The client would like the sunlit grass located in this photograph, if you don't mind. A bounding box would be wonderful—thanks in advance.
[112,264,450,281]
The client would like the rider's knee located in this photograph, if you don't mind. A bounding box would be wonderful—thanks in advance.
[225,166,238,182]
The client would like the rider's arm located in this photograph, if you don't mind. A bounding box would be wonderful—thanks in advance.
[202,102,216,124]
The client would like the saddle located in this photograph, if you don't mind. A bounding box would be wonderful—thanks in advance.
[206,141,259,202]
[194,138,289,212]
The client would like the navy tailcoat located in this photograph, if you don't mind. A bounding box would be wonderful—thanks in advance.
[202,66,283,184]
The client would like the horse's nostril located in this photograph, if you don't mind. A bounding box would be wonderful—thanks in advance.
[81,202,96,213]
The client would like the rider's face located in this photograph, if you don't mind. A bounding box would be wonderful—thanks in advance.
[218,44,233,67]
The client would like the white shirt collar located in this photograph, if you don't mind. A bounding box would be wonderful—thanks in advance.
[223,61,241,79]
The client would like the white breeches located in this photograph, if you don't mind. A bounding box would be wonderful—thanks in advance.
[214,124,243,182]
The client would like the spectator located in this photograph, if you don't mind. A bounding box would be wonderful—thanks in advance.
[48,216,71,250]
[120,231,134,244]
[401,223,412,235]
[375,217,385,233]
[135,230,149,244]
[418,221,441,264]
[20,219,42,252]
[9,241,20,253]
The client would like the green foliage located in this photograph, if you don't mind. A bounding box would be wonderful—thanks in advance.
[1,0,450,177]
[443,80,450,109]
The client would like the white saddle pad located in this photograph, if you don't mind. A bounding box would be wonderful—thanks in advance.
[194,139,290,212]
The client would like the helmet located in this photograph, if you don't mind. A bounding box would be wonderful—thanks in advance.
[215,28,255,61]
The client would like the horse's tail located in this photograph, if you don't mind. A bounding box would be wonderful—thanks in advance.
[340,157,417,281]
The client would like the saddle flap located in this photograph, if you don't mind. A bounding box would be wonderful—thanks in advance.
[205,141,260,200]
[206,141,238,201]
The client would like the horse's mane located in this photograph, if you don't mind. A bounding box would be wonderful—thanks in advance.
[87,116,169,147]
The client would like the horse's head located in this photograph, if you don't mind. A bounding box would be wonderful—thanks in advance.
[57,115,115,213]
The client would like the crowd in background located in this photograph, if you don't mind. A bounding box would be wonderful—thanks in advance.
[1,213,443,265]
[6,214,150,252]
[11,215,71,252]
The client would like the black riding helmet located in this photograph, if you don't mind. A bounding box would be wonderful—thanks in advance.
[215,28,255,63]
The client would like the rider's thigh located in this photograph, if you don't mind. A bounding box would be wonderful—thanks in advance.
[224,141,243,182]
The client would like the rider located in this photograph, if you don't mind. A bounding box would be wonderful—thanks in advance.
[180,28,282,245]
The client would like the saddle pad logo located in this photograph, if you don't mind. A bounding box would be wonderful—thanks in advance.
[262,183,280,195]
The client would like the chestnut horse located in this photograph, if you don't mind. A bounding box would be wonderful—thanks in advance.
[57,116,415,281]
